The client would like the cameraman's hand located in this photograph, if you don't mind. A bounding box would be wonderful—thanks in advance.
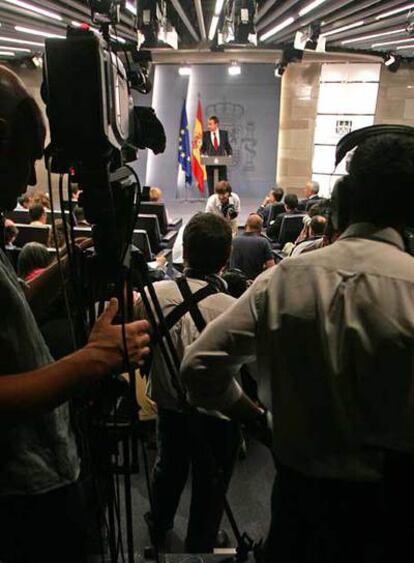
[87,298,150,374]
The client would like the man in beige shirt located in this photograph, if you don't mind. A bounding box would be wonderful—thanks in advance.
[135,212,259,553]
[181,133,414,562]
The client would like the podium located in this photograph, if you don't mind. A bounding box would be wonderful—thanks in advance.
[201,155,232,188]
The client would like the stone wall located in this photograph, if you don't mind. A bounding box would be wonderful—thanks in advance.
[276,62,321,197]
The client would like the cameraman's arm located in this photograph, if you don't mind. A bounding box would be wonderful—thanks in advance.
[0,299,150,419]
[181,270,271,420]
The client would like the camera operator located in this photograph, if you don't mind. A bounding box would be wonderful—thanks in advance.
[135,212,262,553]
[182,133,414,562]
[205,180,240,236]
[0,66,150,563]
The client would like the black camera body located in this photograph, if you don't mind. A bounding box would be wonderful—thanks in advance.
[222,202,238,220]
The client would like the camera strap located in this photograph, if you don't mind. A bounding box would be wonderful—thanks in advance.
[149,274,225,348]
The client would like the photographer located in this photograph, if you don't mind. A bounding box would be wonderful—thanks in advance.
[205,180,241,236]
[182,133,414,562]
[135,212,261,553]
[0,66,150,562]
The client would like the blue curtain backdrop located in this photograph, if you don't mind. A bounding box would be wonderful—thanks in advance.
[145,63,281,201]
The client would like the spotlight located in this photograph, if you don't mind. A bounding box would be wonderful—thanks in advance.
[274,63,286,78]
[137,0,178,49]
[294,22,326,52]
[31,54,42,68]
[228,61,241,75]
[384,53,402,72]
[178,65,191,76]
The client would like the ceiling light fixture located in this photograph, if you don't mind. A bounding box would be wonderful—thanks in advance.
[0,35,43,46]
[0,45,30,52]
[396,43,414,49]
[299,0,328,17]
[376,2,414,20]
[15,25,65,39]
[260,16,295,42]
[178,65,191,76]
[228,60,241,75]
[0,51,15,56]
[342,28,406,45]
[4,0,62,21]
[372,37,414,47]
[208,0,226,41]
[321,20,364,38]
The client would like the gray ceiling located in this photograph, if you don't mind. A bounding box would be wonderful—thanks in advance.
[1,0,414,63]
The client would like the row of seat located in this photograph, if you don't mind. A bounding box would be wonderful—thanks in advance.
[7,203,182,259]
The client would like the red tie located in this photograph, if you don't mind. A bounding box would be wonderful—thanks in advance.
[213,132,219,151]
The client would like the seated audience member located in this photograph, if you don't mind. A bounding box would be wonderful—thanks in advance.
[48,219,69,250]
[74,205,89,227]
[296,199,329,244]
[0,64,150,563]
[181,132,414,563]
[70,183,81,202]
[257,187,284,228]
[4,219,18,249]
[15,193,31,210]
[205,180,240,236]
[267,193,299,241]
[17,242,52,282]
[149,186,172,224]
[298,180,322,211]
[172,224,184,271]
[291,215,327,257]
[32,190,51,210]
[29,202,47,226]
[230,214,275,279]
[135,212,252,553]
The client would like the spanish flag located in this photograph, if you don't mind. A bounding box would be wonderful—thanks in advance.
[192,96,206,194]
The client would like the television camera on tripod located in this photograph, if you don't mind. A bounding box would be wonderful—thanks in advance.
[42,2,262,561]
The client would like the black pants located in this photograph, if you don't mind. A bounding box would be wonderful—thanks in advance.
[151,408,240,553]
[265,460,414,563]
[206,165,227,196]
[0,481,87,563]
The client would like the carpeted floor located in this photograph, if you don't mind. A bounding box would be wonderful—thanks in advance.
[104,437,275,561]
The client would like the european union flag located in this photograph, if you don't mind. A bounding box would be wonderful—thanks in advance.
[178,100,192,185]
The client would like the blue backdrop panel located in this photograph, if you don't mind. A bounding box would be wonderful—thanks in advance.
[145,63,281,201]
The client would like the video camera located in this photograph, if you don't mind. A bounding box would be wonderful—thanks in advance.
[42,3,165,276]
[222,202,239,220]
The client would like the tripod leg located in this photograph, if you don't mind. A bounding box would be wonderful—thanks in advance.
[123,436,135,562]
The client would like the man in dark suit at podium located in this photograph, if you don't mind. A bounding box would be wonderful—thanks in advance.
[201,115,233,196]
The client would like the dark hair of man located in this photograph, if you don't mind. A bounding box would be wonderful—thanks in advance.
[29,202,45,222]
[5,223,18,245]
[272,187,284,202]
[285,193,298,211]
[17,241,51,279]
[310,215,327,236]
[308,198,329,218]
[183,212,232,274]
[74,205,86,224]
[349,134,414,228]
[209,115,219,124]
[215,180,232,195]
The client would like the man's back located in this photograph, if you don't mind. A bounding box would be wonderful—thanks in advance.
[136,278,235,410]
[230,232,273,279]
[255,225,414,479]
